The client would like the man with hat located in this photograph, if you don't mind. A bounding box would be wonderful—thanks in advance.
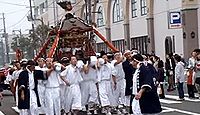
[18,60,47,115]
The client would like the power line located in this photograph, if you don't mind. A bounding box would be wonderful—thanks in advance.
[7,11,29,29]
[0,1,27,7]
[5,8,28,15]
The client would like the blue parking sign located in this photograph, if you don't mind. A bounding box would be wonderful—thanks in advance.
[169,12,182,29]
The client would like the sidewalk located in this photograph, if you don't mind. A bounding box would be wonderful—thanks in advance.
[2,90,13,96]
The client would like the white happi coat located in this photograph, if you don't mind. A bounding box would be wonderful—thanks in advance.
[97,63,117,107]
[44,69,61,115]
[80,66,98,107]
[60,64,83,113]
[111,60,126,106]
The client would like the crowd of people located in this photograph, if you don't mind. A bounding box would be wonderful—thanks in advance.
[1,48,200,115]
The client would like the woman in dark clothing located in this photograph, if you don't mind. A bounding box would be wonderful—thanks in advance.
[157,60,165,99]
[165,53,176,91]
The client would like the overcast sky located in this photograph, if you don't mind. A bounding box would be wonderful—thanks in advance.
[0,0,31,34]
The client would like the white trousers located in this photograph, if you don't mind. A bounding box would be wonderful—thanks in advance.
[80,80,98,106]
[15,85,18,107]
[45,87,61,115]
[112,79,126,106]
[19,90,38,115]
[64,84,82,113]
[98,80,114,107]
[60,84,66,109]
[37,82,46,113]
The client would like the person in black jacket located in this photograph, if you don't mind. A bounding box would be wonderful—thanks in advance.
[157,60,165,99]
[18,60,47,115]
[132,54,162,114]
[122,50,135,113]
[165,53,176,91]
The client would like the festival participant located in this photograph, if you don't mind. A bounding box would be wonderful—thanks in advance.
[18,60,46,115]
[35,58,46,114]
[96,54,117,115]
[60,57,70,114]
[44,58,62,115]
[111,52,126,114]
[122,50,135,113]
[80,56,98,114]
[12,61,23,108]
[131,54,162,114]
[60,56,83,115]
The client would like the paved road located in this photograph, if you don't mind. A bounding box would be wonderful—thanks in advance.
[1,88,200,115]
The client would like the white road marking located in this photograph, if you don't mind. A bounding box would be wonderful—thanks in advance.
[0,111,5,115]
[12,106,20,113]
[160,98,182,104]
[162,106,200,115]
[165,95,200,102]
[162,109,175,113]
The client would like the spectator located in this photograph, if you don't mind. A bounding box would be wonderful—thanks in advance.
[157,60,165,99]
[195,53,200,99]
[165,53,176,91]
[174,54,185,101]
[186,66,196,99]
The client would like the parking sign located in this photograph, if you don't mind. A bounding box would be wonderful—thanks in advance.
[169,12,182,29]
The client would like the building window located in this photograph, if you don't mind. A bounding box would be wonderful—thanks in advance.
[131,0,137,18]
[34,7,39,17]
[45,0,48,11]
[97,43,108,53]
[70,0,76,4]
[140,0,147,16]
[112,40,125,52]
[40,3,45,14]
[131,36,147,54]
[113,0,123,23]
[97,6,104,27]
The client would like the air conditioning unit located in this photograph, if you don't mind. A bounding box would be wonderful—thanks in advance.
[182,0,198,7]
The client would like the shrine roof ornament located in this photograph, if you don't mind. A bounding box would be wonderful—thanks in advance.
[57,0,72,11]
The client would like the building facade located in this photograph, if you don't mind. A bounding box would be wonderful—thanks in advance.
[33,0,200,60]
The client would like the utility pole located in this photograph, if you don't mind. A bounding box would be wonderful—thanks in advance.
[29,0,35,58]
[2,13,10,63]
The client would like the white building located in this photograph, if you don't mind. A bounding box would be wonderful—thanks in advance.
[33,0,200,60]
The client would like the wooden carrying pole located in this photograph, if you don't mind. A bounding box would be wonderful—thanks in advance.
[93,27,118,52]
[47,31,60,58]
[33,32,51,61]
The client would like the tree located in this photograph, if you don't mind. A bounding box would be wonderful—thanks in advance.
[34,24,49,47]
[11,35,32,59]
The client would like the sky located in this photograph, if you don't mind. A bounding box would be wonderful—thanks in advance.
[0,0,32,34]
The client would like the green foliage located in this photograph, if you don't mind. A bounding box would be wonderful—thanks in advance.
[11,24,50,59]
